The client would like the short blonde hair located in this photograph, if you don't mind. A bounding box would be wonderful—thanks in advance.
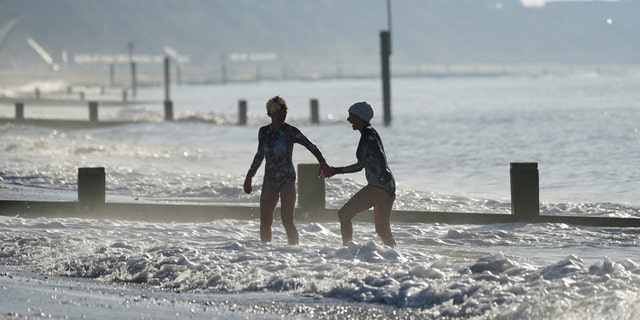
[266,95,288,115]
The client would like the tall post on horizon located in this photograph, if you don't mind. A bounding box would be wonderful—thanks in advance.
[128,42,137,98]
[130,62,137,98]
[380,31,391,126]
[380,0,392,126]
[164,56,174,121]
[164,56,170,101]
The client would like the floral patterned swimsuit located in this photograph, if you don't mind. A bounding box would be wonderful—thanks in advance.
[247,123,325,191]
[333,126,395,196]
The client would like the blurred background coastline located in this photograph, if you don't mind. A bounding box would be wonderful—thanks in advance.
[1,0,639,90]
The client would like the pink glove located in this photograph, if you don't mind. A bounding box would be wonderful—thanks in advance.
[243,176,252,194]
[319,161,334,178]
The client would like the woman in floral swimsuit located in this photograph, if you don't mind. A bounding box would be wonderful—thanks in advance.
[327,101,396,247]
[244,96,332,245]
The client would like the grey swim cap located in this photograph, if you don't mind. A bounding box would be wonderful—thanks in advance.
[348,101,374,123]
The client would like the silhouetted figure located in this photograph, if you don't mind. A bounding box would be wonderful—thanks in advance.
[327,102,396,247]
[244,95,332,245]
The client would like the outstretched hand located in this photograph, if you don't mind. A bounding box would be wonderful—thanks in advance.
[243,176,252,194]
[319,161,334,178]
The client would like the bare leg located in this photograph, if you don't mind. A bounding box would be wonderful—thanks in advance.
[259,183,279,243]
[279,181,299,245]
[374,195,396,247]
[337,186,389,246]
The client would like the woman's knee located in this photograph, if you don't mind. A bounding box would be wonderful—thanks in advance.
[337,208,352,223]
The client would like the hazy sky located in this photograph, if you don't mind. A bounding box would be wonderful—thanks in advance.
[521,0,618,8]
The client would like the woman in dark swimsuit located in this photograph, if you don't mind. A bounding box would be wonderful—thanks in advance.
[244,96,332,245]
[328,102,396,247]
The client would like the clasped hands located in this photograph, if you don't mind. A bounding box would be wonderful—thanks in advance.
[318,161,334,179]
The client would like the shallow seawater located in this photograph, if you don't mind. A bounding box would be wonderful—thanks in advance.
[2,216,640,319]
[2,75,640,207]
[2,75,640,318]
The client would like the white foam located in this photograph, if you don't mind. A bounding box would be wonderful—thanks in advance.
[2,216,640,318]
[3,75,640,318]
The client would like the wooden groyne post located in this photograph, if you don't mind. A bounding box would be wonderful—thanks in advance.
[380,30,391,126]
[238,100,247,125]
[15,102,24,121]
[164,56,171,99]
[297,163,325,213]
[510,162,539,221]
[164,100,174,121]
[310,99,320,124]
[164,56,174,121]
[78,167,105,210]
[130,62,137,98]
[89,101,98,122]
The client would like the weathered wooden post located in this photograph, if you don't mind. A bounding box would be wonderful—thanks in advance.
[163,56,174,121]
[310,98,320,124]
[297,163,325,213]
[88,101,98,122]
[238,99,247,125]
[380,30,391,126]
[15,102,24,121]
[78,167,105,210]
[164,100,174,121]
[164,56,170,101]
[510,162,539,221]
[130,62,137,98]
